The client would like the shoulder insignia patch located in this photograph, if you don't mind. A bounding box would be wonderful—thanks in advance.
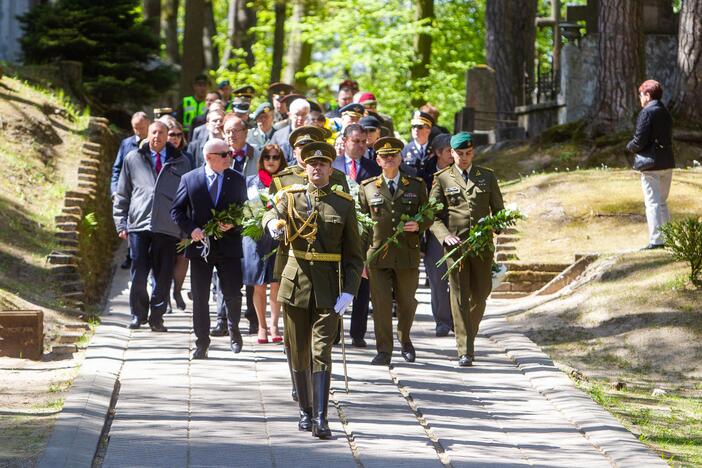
[361,175,380,186]
[332,189,354,202]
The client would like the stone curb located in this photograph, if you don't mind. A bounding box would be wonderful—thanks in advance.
[38,249,131,468]
[481,300,667,468]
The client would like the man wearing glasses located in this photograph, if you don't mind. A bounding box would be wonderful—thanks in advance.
[171,138,248,359]
[401,110,435,183]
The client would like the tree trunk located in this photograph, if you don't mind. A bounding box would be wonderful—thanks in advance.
[671,0,702,121]
[590,0,643,133]
[485,0,537,128]
[143,0,161,38]
[410,0,433,107]
[221,0,237,66]
[270,0,286,84]
[283,0,312,91]
[203,0,219,70]
[181,0,205,96]
[162,0,180,64]
[222,0,257,70]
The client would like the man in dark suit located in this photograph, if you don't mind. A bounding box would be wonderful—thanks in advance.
[332,123,380,348]
[171,138,248,359]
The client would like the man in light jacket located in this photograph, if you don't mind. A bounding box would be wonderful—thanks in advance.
[113,121,192,331]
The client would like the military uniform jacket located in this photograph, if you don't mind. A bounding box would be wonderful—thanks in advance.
[429,164,504,245]
[358,172,431,269]
[401,140,432,182]
[262,184,364,309]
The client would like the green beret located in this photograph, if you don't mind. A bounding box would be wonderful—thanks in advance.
[450,132,473,149]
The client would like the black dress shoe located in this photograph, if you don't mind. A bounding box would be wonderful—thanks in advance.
[436,325,450,337]
[165,301,173,314]
[210,322,229,337]
[371,352,391,366]
[192,346,208,360]
[230,340,243,354]
[458,355,473,367]
[128,316,141,329]
[140,317,148,325]
[173,291,186,310]
[400,342,416,363]
[120,254,131,270]
[351,337,367,348]
[150,322,168,333]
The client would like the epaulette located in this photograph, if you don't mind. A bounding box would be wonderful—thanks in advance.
[288,185,306,193]
[361,175,381,186]
[331,188,354,202]
[475,165,493,173]
[435,165,452,176]
[409,175,424,183]
[276,167,295,176]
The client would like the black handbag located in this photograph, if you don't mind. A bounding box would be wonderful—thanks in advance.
[633,154,655,171]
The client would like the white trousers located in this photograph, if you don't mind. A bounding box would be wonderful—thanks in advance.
[640,169,673,245]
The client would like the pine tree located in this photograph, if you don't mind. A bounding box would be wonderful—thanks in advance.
[19,0,174,107]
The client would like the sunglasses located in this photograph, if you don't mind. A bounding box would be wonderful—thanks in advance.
[214,152,230,158]
[263,154,281,161]
[411,125,427,130]
[168,132,183,138]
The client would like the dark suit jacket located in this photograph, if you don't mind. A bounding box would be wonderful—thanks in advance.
[270,124,294,163]
[626,100,674,171]
[171,167,248,260]
[332,156,381,183]
[111,135,140,195]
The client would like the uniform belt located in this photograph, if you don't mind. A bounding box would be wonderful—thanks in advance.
[291,250,341,262]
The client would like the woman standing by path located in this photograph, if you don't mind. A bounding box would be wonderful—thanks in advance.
[243,144,287,343]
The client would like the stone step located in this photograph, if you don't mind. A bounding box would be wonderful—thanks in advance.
[495,245,517,252]
[502,227,518,235]
[51,344,77,355]
[490,291,529,300]
[495,235,519,245]
[56,238,79,248]
[50,264,78,276]
[48,253,77,265]
[83,141,102,152]
[80,158,100,169]
[504,262,570,273]
[55,230,78,240]
[64,322,90,331]
[57,332,84,344]
[55,214,81,224]
[64,197,86,208]
[62,206,82,216]
[496,253,518,262]
[78,173,97,183]
[504,270,559,283]
[65,190,89,199]
[77,166,99,176]
[56,221,78,231]
[494,281,547,293]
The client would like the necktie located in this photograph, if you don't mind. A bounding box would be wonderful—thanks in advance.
[154,152,162,174]
[350,159,357,180]
[208,173,219,205]
[462,170,469,182]
[234,156,245,173]
[388,180,396,196]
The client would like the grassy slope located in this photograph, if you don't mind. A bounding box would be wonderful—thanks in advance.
[0,75,89,466]
[487,148,702,464]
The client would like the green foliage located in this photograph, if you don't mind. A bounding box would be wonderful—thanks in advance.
[209,0,485,138]
[19,0,174,107]
[81,212,98,238]
[660,218,702,287]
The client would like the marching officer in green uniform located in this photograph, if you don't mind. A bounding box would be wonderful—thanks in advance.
[268,126,350,404]
[263,142,364,439]
[429,132,504,367]
[358,137,432,366]
[178,74,209,133]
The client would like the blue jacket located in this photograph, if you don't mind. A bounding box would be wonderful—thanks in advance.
[111,135,140,195]
[171,167,248,260]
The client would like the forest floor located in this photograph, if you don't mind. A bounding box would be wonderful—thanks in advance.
[0,73,92,467]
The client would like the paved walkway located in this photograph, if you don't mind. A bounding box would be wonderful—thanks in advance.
[40,259,666,468]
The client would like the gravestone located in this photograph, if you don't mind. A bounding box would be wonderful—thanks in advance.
[0,310,44,360]
[465,66,497,131]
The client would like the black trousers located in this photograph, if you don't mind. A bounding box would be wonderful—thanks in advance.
[128,231,178,325]
[215,279,257,329]
[190,257,243,348]
[350,277,370,339]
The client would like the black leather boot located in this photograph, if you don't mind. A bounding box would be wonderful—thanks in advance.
[292,369,313,431]
[312,370,331,439]
[285,343,298,401]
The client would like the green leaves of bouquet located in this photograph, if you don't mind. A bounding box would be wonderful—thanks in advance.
[437,208,525,279]
[177,204,247,252]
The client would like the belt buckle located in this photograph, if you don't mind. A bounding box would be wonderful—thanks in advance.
[305,251,313,261]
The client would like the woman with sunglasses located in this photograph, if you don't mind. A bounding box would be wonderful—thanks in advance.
[243,144,288,343]
[159,116,193,311]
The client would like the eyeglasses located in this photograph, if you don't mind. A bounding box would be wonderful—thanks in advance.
[263,154,281,161]
[411,125,427,130]
[213,152,230,158]
[168,132,183,138]
[224,127,247,135]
